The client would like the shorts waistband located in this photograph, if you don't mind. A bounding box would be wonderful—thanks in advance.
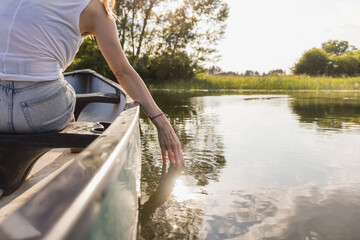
[0,76,65,93]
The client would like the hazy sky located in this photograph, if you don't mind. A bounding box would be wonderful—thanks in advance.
[216,0,360,74]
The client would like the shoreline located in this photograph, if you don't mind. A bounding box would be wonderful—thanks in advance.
[148,74,360,91]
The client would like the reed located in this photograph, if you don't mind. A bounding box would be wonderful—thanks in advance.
[150,74,360,90]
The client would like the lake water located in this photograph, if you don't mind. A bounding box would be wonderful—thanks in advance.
[138,91,360,240]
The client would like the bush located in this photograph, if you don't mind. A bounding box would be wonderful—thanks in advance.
[293,48,329,76]
[129,52,197,83]
[327,54,360,77]
[147,53,196,83]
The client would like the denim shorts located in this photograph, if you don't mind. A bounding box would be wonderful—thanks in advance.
[0,76,75,133]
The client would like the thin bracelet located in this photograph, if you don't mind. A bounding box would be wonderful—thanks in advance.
[148,112,167,121]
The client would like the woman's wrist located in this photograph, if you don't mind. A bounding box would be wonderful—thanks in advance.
[147,112,167,121]
[151,113,170,129]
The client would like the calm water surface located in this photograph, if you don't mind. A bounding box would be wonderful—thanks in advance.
[138,91,360,240]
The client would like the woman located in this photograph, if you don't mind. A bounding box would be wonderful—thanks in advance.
[0,0,184,165]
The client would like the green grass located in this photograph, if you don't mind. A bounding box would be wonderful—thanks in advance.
[150,74,360,90]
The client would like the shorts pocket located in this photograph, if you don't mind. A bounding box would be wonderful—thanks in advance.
[21,85,75,133]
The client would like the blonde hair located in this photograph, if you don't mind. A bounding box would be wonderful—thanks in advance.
[101,0,116,17]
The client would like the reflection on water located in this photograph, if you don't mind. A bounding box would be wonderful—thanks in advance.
[290,92,360,131]
[140,164,183,226]
[139,91,360,239]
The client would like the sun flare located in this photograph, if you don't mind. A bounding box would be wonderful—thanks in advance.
[171,178,195,202]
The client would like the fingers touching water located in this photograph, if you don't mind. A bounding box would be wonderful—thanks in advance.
[159,130,184,166]
[152,115,184,166]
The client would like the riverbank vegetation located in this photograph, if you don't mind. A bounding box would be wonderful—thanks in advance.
[150,74,360,90]
[69,38,360,90]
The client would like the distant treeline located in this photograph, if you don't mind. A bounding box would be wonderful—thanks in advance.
[207,66,286,77]
[209,40,360,78]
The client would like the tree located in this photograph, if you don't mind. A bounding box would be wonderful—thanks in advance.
[69,0,229,82]
[321,40,357,56]
[157,0,229,64]
[293,48,329,76]
[113,0,229,61]
[327,54,360,77]
[267,69,285,75]
[244,70,255,76]
[208,66,222,75]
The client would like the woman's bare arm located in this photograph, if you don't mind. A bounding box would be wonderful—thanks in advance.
[80,0,184,165]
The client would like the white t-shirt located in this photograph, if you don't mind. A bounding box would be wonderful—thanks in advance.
[0,0,91,81]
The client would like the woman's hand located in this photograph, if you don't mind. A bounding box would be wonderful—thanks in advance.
[152,115,184,165]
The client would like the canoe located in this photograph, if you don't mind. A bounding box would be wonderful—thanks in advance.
[0,69,141,239]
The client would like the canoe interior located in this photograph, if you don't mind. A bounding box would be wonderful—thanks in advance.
[64,70,126,123]
[0,70,126,196]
